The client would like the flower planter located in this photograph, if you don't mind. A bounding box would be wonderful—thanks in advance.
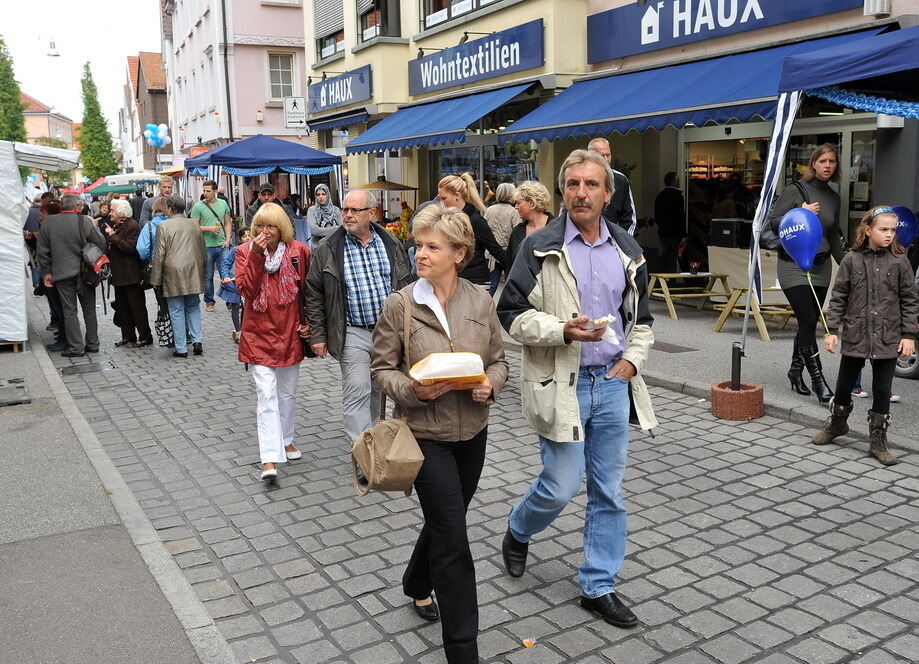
[711,380,764,421]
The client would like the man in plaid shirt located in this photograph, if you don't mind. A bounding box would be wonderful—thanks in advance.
[306,190,414,446]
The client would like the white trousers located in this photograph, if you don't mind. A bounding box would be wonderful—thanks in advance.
[251,364,300,464]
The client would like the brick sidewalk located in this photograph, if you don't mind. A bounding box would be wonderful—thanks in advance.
[41,295,919,664]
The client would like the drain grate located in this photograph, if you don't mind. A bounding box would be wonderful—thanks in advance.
[652,341,697,353]
[0,377,31,406]
[59,361,116,376]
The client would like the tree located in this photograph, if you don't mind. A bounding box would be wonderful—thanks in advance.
[0,36,27,178]
[79,62,118,180]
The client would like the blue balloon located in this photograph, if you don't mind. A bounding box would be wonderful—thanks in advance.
[779,208,823,272]
[892,205,918,248]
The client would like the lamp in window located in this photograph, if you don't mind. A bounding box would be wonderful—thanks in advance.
[458,31,493,45]
[417,47,444,59]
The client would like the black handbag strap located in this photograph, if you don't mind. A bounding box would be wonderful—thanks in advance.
[203,201,223,224]
[378,290,412,420]
[792,181,809,204]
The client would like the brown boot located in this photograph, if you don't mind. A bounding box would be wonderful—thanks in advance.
[812,399,853,445]
[867,410,899,466]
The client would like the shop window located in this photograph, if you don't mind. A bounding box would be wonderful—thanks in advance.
[421,0,486,29]
[317,31,346,59]
[268,53,294,99]
[430,143,539,194]
[359,0,400,41]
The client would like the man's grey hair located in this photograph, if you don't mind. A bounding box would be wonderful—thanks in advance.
[346,189,377,209]
[587,137,610,152]
[557,149,616,197]
[61,193,83,211]
[494,182,516,204]
[164,194,187,215]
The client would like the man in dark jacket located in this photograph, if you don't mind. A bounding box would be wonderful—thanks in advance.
[36,194,106,357]
[130,189,146,221]
[245,183,293,228]
[588,137,637,235]
[305,189,414,445]
[653,172,686,272]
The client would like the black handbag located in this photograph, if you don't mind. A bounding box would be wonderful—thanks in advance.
[292,254,316,358]
[760,181,808,251]
[77,215,108,287]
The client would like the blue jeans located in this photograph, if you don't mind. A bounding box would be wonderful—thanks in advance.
[166,294,203,354]
[204,246,227,304]
[508,365,630,598]
[488,268,502,296]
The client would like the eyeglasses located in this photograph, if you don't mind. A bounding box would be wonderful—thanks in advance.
[342,207,372,215]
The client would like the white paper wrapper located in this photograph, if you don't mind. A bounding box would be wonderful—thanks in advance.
[409,352,486,385]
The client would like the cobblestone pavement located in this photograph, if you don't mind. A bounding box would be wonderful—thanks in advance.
[39,294,919,664]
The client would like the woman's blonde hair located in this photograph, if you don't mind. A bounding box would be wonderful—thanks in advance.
[251,202,294,242]
[851,205,905,256]
[438,173,486,214]
[803,143,840,183]
[412,205,476,272]
[515,180,551,213]
[152,197,169,217]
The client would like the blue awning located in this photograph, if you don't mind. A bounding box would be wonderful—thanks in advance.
[307,111,370,132]
[500,30,877,145]
[347,83,531,154]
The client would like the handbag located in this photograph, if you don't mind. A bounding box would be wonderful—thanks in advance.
[351,290,424,497]
[760,181,808,251]
[140,224,154,290]
[77,214,109,287]
[292,253,316,358]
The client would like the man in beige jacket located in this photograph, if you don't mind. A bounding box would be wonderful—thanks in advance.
[149,195,206,359]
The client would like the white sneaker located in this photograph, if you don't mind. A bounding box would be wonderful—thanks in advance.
[285,448,302,460]
[852,389,869,398]
[889,393,901,403]
[260,467,278,481]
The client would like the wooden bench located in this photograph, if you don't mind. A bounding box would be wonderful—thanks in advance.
[647,272,732,320]
[713,286,825,342]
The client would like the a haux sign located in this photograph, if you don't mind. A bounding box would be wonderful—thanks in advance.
[587,0,864,63]
[409,19,544,96]
[308,65,373,115]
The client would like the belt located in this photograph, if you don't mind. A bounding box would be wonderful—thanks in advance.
[350,324,376,331]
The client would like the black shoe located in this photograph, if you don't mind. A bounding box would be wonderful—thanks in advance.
[46,340,67,352]
[173,351,188,358]
[412,599,440,622]
[85,347,99,353]
[132,339,153,348]
[45,322,57,331]
[502,529,528,578]
[114,339,134,347]
[801,345,834,403]
[61,350,85,358]
[192,342,203,355]
[580,593,638,628]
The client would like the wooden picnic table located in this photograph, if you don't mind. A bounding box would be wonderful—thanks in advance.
[712,286,794,342]
[647,272,732,320]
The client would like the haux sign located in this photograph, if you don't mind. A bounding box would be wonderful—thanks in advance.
[308,65,373,115]
[587,0,863,63]
[408,19,544,96]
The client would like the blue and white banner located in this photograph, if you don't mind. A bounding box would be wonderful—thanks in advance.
[408,19,543,96]
[308,65,373,115]
[587,0,863,63]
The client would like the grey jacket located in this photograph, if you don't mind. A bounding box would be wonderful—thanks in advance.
[149,215,206,297]
[826,247,919,360]
[305,223,414,360]
[36,213,105,281]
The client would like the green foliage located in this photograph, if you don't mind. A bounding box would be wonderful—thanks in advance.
[79,62,118,180]
[0,36,26,143]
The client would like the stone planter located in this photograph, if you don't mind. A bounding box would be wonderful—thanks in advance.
[711,380,764,421]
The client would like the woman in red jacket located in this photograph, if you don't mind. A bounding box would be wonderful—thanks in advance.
[235,203,312,481]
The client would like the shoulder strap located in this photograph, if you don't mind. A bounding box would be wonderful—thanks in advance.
[379,289,413,421]
[77,213,87,245]
[792,181,809,204]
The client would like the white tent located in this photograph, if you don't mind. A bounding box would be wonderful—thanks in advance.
[105,171,160,186]
[0,140,81,344]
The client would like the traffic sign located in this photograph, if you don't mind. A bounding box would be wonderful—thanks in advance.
[284,97,307,128]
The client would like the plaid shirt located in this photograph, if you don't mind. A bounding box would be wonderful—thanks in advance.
[342,229,392,327]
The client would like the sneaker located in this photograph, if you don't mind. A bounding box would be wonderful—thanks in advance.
[889,393,901,403]
[852,388,869,398]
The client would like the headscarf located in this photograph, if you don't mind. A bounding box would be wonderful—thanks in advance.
[311,184,341,227]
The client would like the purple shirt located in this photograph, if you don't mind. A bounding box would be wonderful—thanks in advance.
[565,216,626,368]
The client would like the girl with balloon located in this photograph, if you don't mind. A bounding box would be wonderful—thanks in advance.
[811,206,919,466]
[767,144,845,403]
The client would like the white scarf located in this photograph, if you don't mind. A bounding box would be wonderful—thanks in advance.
[260,240,286,273]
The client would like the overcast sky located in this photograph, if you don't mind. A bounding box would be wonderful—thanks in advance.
[3,0,162,134]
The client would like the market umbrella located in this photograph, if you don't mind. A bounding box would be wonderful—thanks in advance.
[89,183,137,196]
[351,178,418,191]
[82,177,107,192]
[157,164,184,176]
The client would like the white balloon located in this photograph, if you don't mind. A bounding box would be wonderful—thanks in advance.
[143,129,153,137]
[163,136,172,145]
[158,123,168,134]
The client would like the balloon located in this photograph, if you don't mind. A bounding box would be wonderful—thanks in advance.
[158,123,168,134]
[892,205,918,248]
[779,208,822,272]
[146,123,157,132]
[143,129,153,138]
[163,136,172,145]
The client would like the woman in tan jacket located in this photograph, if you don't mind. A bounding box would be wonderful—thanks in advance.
[371,205,508,664]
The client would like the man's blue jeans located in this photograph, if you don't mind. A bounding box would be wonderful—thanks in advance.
[204,246,227,304]
[508,365,630,598]
[166,294,203,354]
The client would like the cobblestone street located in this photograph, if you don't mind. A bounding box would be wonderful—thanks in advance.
[40,295,919,664]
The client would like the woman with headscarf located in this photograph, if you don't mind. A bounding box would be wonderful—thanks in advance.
[306,184,343,241]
